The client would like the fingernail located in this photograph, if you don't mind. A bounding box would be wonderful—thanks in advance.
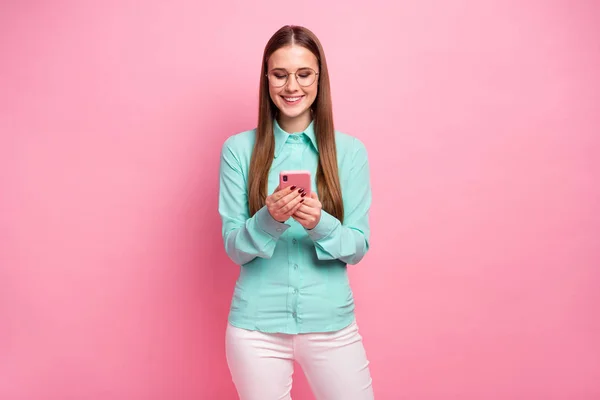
[298,188,304,193]
[290,186,297,190]
[300,199,305,203]
[301,192,307,197]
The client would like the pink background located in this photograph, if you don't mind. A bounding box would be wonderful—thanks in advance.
[1,1,599,399]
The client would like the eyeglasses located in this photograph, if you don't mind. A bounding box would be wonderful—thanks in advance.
[266,68,319,88]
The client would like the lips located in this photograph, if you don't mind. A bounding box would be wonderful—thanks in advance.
[281,95,304,105]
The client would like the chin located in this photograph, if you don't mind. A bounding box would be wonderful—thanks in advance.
[278,101,312,118]
[280,108,308,119]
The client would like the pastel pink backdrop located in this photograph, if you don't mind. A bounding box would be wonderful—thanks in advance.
[1,1,598,399]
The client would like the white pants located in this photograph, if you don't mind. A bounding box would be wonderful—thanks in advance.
[225,320,374,400]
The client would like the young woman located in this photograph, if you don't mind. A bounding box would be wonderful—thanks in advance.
[218,25,374,400]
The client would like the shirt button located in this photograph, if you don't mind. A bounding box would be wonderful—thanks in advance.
[292,239,297,244]
[293,288,298,294]
[292,312,297,318]
[293,264,298,269]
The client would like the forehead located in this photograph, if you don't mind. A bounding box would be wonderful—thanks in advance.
[268,45,318,70]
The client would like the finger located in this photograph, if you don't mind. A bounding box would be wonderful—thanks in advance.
[290,200,305,215]
[295,196,316,209]
[277,191,306,215]
[292,212,312,228]
[310,191,318,199]
[270,184,288,200]
[282,200,305,221]
[293,209,312,220]
[272,185,300,202]
[291,213,308,224]
[295,203,313,214]
[285,193,306,214]
[275,188,305,210]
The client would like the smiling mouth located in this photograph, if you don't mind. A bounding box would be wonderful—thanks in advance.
[281,95,304,104]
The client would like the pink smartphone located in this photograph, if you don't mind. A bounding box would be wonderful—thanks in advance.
[279,170,311,195]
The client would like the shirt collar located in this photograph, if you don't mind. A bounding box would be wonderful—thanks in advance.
[273,118,319,158]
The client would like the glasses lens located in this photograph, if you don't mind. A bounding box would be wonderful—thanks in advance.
[268,71,287,87]
[296,68,316,86]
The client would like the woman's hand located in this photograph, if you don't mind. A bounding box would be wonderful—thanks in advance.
[292,191,322,230]
[266,185,307,223]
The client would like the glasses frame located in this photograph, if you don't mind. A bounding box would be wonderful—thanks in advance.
[265,67,320,88]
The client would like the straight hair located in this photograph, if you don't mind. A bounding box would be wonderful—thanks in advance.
[247,25,344,222]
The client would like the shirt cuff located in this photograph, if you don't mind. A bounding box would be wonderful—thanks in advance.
[255,205,290,238]
[306,210,339,241]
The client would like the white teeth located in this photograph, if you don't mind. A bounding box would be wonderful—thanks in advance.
[284,97,302,102]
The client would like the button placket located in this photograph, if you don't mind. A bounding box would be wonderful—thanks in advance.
[289,236,301,326]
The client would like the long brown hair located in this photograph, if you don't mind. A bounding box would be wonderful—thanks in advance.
[247,25,344,222]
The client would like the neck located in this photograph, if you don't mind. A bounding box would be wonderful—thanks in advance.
[277,111,312,134]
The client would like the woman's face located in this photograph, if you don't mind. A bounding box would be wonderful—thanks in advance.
[267,45,319,123]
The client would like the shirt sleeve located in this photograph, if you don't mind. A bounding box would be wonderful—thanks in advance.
[219,136,291,265]
[305,138,371,265]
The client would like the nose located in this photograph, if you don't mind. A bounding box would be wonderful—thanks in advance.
[285,73,300,91]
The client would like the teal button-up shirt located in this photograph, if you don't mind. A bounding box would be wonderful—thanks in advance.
[218,118,371,334]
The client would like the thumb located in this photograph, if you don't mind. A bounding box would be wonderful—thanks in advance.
[310,191,318,199]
